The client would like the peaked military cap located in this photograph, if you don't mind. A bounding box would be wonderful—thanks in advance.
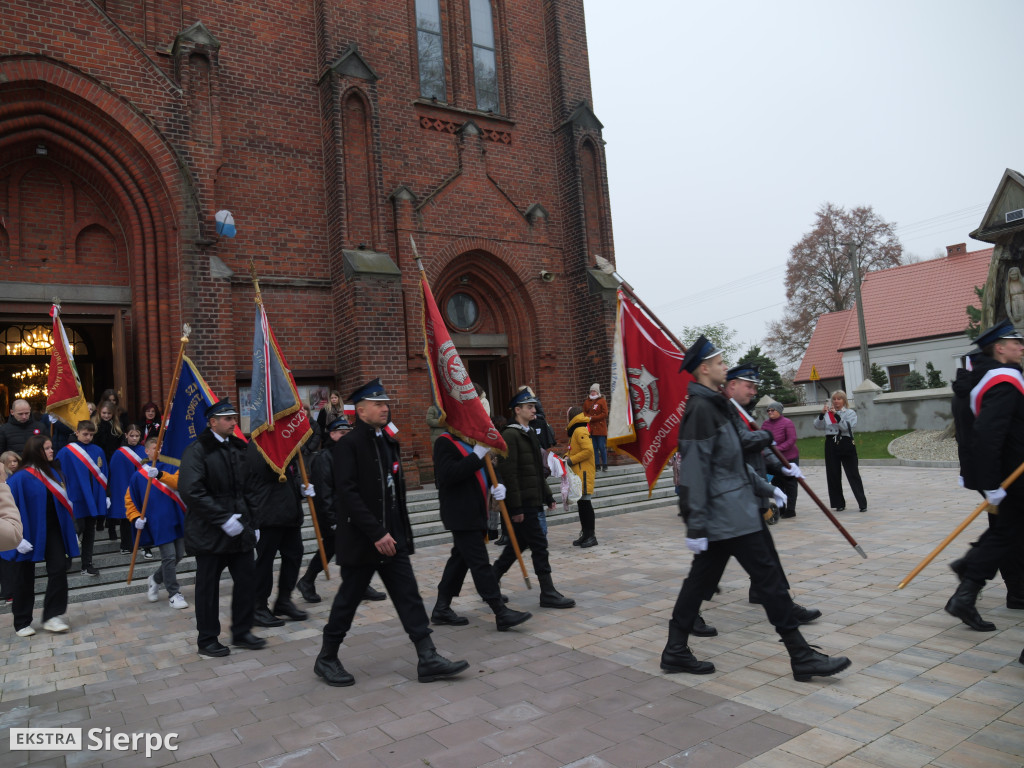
[326,416,352,431]
[727,363,760,382]
[348,378,390,404]
[205,400,239,419]
[508,389,539,409]
[679,334,722,374]
[975,319,1024,350]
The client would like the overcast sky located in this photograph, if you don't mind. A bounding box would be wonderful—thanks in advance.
[584,0,1023,357]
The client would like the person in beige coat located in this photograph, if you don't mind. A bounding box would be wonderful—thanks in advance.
[0,465,24,552]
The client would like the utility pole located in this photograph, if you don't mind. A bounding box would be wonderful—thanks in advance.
[845,242,871,383]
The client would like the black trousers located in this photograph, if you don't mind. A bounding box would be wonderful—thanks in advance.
[771,458,799,516]
[701,518,791,600]
[76,515,99,568]
[437,529,502,603]
[960,499,1024,586]
[194,550,256,647]
[322,552,430,646]
[492,507,552,579]
[301,526,336,582]
[824,440,866,509]
[254,526,303,606]
[11,507,68,630]
[577,499,596,532]
[672,529,799,636]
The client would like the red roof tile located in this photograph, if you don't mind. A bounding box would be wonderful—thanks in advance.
[837,248,992,350]
[794,310,853,383]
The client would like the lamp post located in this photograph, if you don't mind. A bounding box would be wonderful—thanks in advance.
[845,242,871,383]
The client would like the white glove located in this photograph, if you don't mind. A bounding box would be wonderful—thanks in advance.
[145,465,159,479]
[48,414,58,424]
[16,538,33,554]
[958,475,965,488]
[773,487,787,509]
[134,517,146,530]
[780,464,804,479]
[302,484,316,497]
[685,537,708,554]
[984,488,1007,506]
[472,444,491,459]
[106,497,112,510]
[255,529,261,544]
[492,483,507,501]
[220,513,243,537]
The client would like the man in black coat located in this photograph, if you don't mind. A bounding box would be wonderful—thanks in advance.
[179,401,265,658]
[314,379,468,687]
[247,445,310,627]
[0,399,46,456]
[431,428,532,631]
[946,320,1024,632]
[492,389,575,609]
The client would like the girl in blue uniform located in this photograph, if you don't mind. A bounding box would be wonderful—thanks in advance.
[108,424,146,552]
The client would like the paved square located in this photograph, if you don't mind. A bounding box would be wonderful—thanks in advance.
[1,465,1022,767]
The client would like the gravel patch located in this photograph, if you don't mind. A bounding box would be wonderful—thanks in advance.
[888,429,959,462]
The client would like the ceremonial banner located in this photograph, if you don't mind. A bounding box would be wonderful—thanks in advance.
[45,305,90,429]
[607,290,690,494]
[420,270,506,453]
[158,355,241,466]
[249,304,312,477]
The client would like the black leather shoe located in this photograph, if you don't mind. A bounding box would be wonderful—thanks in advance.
[858,507,867,512]
[691,612,718,637]
[314,655,355,686]
[296,578,321,603]
[793,604,822,624]
[273,600,309,621]
[363,586,387,601]
[198,642,230,658]
[834,506,845,512]
[945,579,996,632]
[431,606,469,626]
[494,536,508,546]
[253,606,285,627]
[232,632,267,650]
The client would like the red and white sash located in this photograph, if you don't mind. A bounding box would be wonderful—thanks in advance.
[970,367,1024,416]
[25,466,74,516]
[67,444,108,489]
[729,398,757,432]
[137,467,186,514]
[117,446,145,470]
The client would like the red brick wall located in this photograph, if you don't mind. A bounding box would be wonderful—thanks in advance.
[0,0,618,481]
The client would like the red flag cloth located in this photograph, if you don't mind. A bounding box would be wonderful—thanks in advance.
[420,271,506,453]
[45,305,90,429]
[249,305,312,477]
[607,292,690,493]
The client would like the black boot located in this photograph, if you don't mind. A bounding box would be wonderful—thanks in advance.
[691,611,718,637]
[253,605,285,627]
[413,636,469,682]
[273,598,309,621]
[538,574,575,609]
[578,531,598,548]
[944,579,996,631]
[363,585,387,601]
[780,628,851,682]
[572,531,586,547]
[660,621,714,674]
[792,604,822,624]
[314,639,355,687]
[431,594,469,626]
[487,598,532,631]
[296,577,321,603]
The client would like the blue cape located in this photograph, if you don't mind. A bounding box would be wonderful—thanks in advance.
[1,468,80,562]
[56,443,107,518]
[108,445,146,520]
[128,462,184,547]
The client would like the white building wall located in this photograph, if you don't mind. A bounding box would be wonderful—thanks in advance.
[840,335,969,390]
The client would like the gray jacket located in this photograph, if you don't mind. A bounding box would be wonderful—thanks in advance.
[813,407,857,437]
[676,383,775,541]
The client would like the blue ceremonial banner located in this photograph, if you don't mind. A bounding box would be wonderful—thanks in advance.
[158,355,232,466]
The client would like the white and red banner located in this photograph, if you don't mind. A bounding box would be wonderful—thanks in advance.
[45,304,91,429]
[420,269,506,453]
[607,290,690,494]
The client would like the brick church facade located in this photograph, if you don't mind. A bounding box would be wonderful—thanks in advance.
[0,0,618,483]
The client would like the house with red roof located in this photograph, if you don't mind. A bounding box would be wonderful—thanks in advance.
[794,244,991,403]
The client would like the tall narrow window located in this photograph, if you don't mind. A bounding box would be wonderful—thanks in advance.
[469,0,499,112]
[416,0,446,100]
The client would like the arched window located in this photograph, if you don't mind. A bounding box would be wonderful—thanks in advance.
[416,0,446,101]
[469,0,499,112]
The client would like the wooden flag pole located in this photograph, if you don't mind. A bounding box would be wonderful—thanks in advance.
[249,261,329,578]
[127,324,190,585]
[898,459,1024,589]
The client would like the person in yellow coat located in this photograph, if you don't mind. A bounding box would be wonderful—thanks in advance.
[565,407,597,548]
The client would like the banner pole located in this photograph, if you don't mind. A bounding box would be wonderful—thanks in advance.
[127,324,190,585]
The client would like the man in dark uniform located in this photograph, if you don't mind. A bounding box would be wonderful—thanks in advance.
[179,400,266,658]
[248,446,310,627]
[430,425,532,631]
[492,389,575,609]
[314,379,468,687]
[661,336,849,681]
[945,320,1024,632]
[295,416,387,604]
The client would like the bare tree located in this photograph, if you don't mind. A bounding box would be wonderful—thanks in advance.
[766,203,903,361]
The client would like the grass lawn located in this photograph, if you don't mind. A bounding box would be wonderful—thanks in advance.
[795,429,913,460]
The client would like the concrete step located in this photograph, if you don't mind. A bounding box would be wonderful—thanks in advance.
[2,462,674,610]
